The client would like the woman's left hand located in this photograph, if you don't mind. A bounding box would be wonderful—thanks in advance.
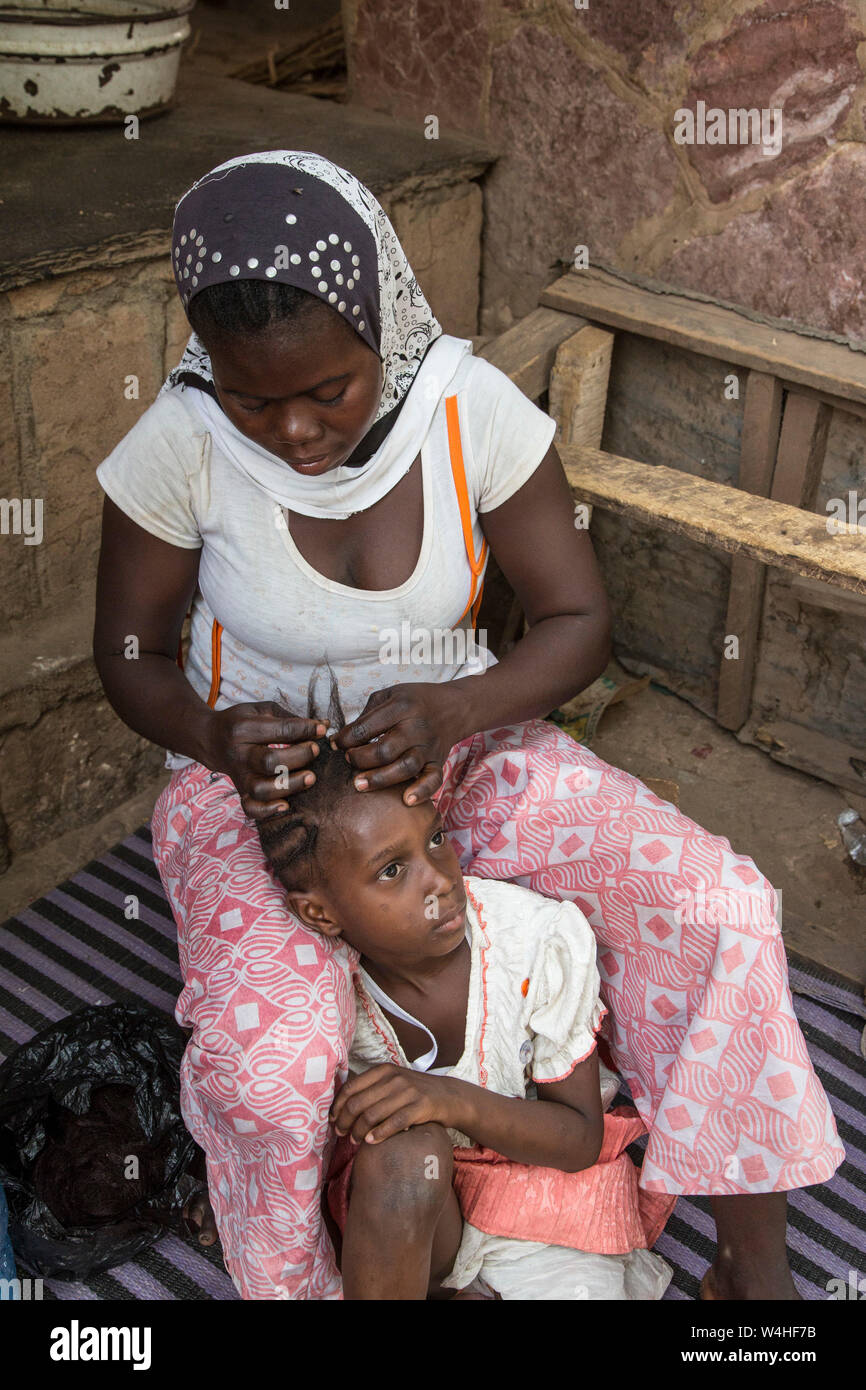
[330,1063,459,1144]
[332,682,467,805]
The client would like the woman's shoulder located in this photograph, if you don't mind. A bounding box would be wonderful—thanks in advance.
[448,348,523,408]
[98,385,210,477]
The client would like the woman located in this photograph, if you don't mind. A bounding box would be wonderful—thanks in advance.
[93,151,843,1301]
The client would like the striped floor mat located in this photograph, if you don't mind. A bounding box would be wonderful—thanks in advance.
[1,825,863,1302]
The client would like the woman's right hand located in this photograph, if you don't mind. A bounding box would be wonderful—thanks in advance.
[203,702,327,820]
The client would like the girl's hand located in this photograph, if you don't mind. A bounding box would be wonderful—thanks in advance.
[332,683,467,806]
[330,1063,459,1144]
[204,702,327,820]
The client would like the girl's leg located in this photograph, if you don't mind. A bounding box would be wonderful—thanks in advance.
[706,1192,799,1300]
[341,1123,462,1300]
[436,720,844,1300]
[152,765,355,1301]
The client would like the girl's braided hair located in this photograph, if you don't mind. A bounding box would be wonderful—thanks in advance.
[255,666,357,890]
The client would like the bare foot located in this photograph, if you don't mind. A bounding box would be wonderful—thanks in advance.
[183,1187,219,1247]
[701,1259,801,1301]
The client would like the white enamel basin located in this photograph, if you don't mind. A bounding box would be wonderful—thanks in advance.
[0,1,196,123]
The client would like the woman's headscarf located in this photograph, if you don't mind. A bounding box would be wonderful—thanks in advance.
[161,151,472,519]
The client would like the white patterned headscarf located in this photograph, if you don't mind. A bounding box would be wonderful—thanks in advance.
[163,150,442,422]
[160,151,471,520]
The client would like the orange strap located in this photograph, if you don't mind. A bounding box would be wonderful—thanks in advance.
[175,620,223,710]
[445,394,488,630]
[183,397,484,707]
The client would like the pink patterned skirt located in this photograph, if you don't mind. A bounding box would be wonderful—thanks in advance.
[150,718,844,1300]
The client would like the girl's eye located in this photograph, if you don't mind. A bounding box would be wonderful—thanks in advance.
[430,829,445,847]
[379,862,401,881]
[314,389,346,407]
[236,400,265,414]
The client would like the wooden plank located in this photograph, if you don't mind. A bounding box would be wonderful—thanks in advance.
[560,444,866,594]
[540,266,866,409]
[548,324,614,450]
[737,717,866,801]
[771,394,831,510]
[478,306,587,401]
[717,372,784,732]
[788,575,866,619]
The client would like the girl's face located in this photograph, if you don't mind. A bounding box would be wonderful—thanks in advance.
[284,790,468,967]
[204,306,384,477]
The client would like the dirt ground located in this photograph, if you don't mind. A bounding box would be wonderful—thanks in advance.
[2,669,863,988]
[588,670,866,988]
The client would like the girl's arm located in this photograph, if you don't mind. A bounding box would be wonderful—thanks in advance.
[330,1050,605,1174]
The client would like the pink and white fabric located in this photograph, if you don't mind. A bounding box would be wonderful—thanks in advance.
[151,717,845,1300]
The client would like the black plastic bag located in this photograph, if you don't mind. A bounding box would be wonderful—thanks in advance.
[0,1003,200,1279]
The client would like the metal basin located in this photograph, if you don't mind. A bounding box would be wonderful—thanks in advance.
[0,1,196,124]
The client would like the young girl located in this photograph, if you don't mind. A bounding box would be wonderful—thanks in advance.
[254,680,676,1300]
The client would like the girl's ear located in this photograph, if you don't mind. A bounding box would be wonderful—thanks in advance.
[285,890,342,937]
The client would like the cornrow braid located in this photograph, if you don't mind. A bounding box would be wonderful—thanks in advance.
[187,279,323,340]
[255,665,357,890]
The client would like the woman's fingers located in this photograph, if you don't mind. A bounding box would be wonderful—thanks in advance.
[254,740,320,778]
[332,695,403,751]
[237,712,326,746]
[400,763,443,806]
[350,747,432,792]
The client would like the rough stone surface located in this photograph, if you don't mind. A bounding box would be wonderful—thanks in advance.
[659,144,866,342]
[349,0,490,134]
[681,0,863,203]
[571,0,691,74]
[16,284,167,604]
[0,658,164,861]
[483,24,679,330]
[0,317,40,625]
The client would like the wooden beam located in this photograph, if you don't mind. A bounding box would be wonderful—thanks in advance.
[737,717,866,801]
[478,307,586,401]
[788,574,866,619]
[548,324,614,450]
[540,266,866,409]
[770,393,831,510]
[560,444,866,595]
[717,372,783,732]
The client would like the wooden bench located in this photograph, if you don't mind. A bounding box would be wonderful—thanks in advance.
[477,277,866,794]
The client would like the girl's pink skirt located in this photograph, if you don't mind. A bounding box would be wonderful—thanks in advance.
[326,1106,677,1255]
[151,718,844,1299]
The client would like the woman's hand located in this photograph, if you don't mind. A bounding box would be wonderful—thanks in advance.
[203,702,327,820]
[330,1063,461,1144]
[332,683,467,806]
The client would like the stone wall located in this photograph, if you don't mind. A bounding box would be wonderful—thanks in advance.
[0,175,482,890]
[343,0,866,341]
[343,0,866,786]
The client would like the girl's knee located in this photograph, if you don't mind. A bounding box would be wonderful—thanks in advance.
[350,1123,453,1219]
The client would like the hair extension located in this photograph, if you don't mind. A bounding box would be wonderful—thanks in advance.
[255,665,357,890]
[187,279,325,340]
